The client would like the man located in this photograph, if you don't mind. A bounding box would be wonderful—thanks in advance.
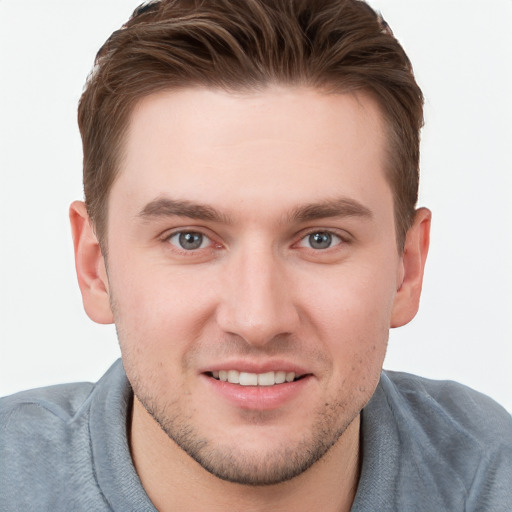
[1,0,510,510]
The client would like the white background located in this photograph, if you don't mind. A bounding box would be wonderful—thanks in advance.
[0,1,511,412]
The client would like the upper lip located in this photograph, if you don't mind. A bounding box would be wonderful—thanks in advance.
[199,360,311,376]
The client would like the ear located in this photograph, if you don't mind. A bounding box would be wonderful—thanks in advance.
[390,207,431,328]
[69,201,114,324]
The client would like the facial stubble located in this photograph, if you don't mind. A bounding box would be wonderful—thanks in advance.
[111,295,366,486]
[128,371,358,486]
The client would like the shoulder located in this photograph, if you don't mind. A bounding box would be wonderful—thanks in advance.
[0,381,97,508]
[1,380,95,425]
[0,379,99,464]
[0,379,97,471]
[380,370,512,445]
[0,359,127,427]
[374,371,512,510]
[0,359,128,441]
[0,360,130,511]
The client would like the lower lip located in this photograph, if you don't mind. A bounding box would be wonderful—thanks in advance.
[201,374,312,410]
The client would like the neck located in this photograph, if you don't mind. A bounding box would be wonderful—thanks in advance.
[130,397,360,512]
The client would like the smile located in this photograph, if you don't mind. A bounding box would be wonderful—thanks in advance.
[208,370,304,386]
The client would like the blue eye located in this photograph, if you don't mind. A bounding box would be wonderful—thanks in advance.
[299,231,342,250]
[168,231,209,250]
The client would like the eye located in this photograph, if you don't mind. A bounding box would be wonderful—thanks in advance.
[167,231,210,251]
[298,231,343,250]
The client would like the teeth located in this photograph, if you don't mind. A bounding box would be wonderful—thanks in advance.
[227,370,240,384]
[212,370,297,386]
[239,372,258,385]
[257,372,274,386]
[275,371,286,384]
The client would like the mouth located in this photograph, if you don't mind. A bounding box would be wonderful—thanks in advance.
[206,370,308,387]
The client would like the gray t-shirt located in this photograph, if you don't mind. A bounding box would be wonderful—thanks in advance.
[1,360,511,511]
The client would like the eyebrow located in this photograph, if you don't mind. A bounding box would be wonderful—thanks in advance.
[289,198,373,223]
[137,196,372,224]
[138,197,232,223]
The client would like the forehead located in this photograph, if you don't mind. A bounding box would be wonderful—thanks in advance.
[111,86,392,222]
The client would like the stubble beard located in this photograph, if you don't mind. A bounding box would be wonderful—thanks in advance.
[132,381,355,486]
[111,296,365,487]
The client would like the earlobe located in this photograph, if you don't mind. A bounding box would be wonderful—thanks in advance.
[390,207,431,328]
[69,201,114,324]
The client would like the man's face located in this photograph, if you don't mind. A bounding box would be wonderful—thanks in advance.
[105,87,404,484]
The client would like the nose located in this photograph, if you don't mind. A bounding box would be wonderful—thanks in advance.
[216,244,300,347]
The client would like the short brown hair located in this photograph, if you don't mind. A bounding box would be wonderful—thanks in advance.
[78,0,423,250]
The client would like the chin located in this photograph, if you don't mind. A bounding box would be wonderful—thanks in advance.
[137,385,357,486]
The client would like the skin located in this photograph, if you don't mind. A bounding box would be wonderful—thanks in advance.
[70,87,430,512]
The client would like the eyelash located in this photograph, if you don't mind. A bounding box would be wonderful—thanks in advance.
[163,229,219,255]
[162,227,349,256]
[296,230,345,251]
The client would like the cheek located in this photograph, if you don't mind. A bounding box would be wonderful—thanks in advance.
[304,255,398,332]
[109,262,213,355]
[110,270,207,398]
[303,259,396,383]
